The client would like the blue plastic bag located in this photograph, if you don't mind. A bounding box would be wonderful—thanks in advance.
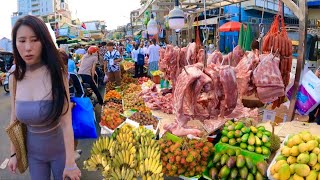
[71,97,98,139]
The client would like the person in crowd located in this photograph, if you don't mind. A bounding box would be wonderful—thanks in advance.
[78,46,103,105]
[208,44,215,54]
[104,42,122,86]
[118,42,124,56]
[251,39,260,52]
[147,38,161,76]
[309,66,320,124]
[68,53,77,73]
[99,42,107,64]
[131,44,144,78]
[75,45,86,55]
[59,49,82,161]
[143,42,148,56]
[7,15,81,180]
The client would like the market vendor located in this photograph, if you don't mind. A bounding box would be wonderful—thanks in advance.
[104,41,122,86]
[309,66,320,124]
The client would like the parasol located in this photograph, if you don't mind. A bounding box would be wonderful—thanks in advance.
[219,21,246,32]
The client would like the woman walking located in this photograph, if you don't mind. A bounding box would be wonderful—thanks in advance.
[7,15,81,180]
[147,38,160,76]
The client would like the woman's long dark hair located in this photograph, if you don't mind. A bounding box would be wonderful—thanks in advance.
[12,15,68,121]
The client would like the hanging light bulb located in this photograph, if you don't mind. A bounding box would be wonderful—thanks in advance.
[147,13,158,35]
[168,0,185,30]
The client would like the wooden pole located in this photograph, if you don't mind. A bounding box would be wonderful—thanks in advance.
[285,0,307,121]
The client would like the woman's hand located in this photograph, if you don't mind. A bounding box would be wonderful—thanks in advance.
[63,165,81,180]
[8,156,17,174]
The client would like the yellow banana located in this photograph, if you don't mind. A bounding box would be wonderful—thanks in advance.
[154,163,162,174]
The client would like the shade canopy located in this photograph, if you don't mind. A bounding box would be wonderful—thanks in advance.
[219,21,246,32]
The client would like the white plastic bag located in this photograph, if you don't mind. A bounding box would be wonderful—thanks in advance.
[103,74,108,83]
[287,70,320,115]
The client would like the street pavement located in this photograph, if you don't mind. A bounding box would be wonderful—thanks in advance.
[0,87,104,180]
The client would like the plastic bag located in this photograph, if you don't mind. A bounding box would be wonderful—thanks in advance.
[287,70,320,115]
[103,74,108,83]
[71,97,98,139]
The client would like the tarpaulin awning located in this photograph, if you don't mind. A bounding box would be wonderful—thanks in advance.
[219,21,246,32]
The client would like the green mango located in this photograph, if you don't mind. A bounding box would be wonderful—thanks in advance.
[245,156,253,169]
[263,130,271,137]
[257,126,266,131]
[240,142,247,149]
[225,120,234,126]
[235,130,243,138]
[239,166,249,179]
[250,126,258,133]
[221,129,228,136]
[248,133,255,145]
[230,168,238,179]
[227,149,236,156]
[212,153,222,163]
[255,171,264,180]
[236,137,242,143]
[264,141,271,148]
[235,148,242,156]
[256,131,263,138]
[235,122,244,130]
[218,165,231,178]
[229,138,237,146]
[220,154,229,165]
[247,145,255,152]
[255,136,262,146]
[251,165,257,174]
[262,135,269,143]
[227,131,235,139]
[221,136,229,143]
[306,170,317,180]
[256,161,268,176]
[262,146,270,155]
[246,173,254,180]
[241,134,249,142]
[276,155,287,162]
[236,155,246,168]
[241,127,250,133]
[227,125,235,131]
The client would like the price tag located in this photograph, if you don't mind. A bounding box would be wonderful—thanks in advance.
[109,59,114,66]
[262,110,276,122]
[144,125,154,131]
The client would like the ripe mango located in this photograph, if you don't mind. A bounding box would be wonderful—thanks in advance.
[247,173,254,180]
[290,146,300,156]
[292,174,304,180]
[298,143,309,153]
[262,135,269,143]
[278,163,291,180]
[274,160,288,172]
[256,161,267,176]
[230,168,238,179]
[308,153,318,167]
[241,134,249,142]
[239,166,248,179]
[255,172,264,180]
[271,164,276,175]
[287,139,295,148]
[273,173,280,180]
[282,146,291,157]
[250,126,257,134]
[218,165,230,178]
[295,164,311,177]
[292,135,303,146]
[290,164,296,175]
[312,163,320,171]
[302,132,313,143]
[287,156,297,165]
[245,156,253,169]
[234,130,243,138]
[297,153,310,164]
[236,155,245,168]
[255,136,262,146]
[307,140,319,151]
[248,133,255,146]
[255,147,262,154]
[306,170,317,180]
[312,147,320,154]
[276,155,287,162]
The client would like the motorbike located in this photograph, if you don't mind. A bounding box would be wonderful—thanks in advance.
[3,72,9,93]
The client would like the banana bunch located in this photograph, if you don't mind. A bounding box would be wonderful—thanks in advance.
[140,137,159,149]
[142,173,164,180]
[91,137,115,157]
[119,125,133,135]
[108,167,137,180]
[139,158,162,176]
[116,132,136,144]
[83,154,110,171]
[115,141,136,154]
[113,149,136,168]
[133,127,154,141]
[138,146,160,161]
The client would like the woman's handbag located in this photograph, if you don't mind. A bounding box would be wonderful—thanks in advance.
[71,97,98,139]
[6,77,28,173]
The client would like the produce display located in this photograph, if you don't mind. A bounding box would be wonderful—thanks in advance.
[104,102,123,113]
[208,149,267,180]
[123,92,146,111]
[151,70,163,77]
[121,74,137,90]
[123,83,142,94]
[106,82,116,92]
[122,61,135,71]
[100,108,125,130]
[138,77,150,85]
[129,112,158,129]
[104,90,121,101]
[84,125,163,180]
[220,120,278,156]
[269,131,320,180]
[159,134,215,177]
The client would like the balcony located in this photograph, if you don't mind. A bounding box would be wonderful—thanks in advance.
[242,0,294,16]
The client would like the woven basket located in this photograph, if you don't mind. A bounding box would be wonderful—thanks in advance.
[6,120,28,173]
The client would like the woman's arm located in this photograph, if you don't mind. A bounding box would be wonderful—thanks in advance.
[60,76,75,167]
[91,62,96,78]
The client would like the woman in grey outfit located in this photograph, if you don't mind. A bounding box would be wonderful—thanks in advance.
[7,15,81,180]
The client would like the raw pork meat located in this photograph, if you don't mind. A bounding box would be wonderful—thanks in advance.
[186,42,197,65]
[253,53,285,103]
[207,50,223,65]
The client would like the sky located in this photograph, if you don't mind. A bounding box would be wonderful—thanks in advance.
[0,0,141,39]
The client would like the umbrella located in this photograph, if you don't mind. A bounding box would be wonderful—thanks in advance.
[244,24,253,51]
[219,21,246,32]
[238,24,245,49]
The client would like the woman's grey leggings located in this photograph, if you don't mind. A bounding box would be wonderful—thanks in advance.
[27,127,66,180]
